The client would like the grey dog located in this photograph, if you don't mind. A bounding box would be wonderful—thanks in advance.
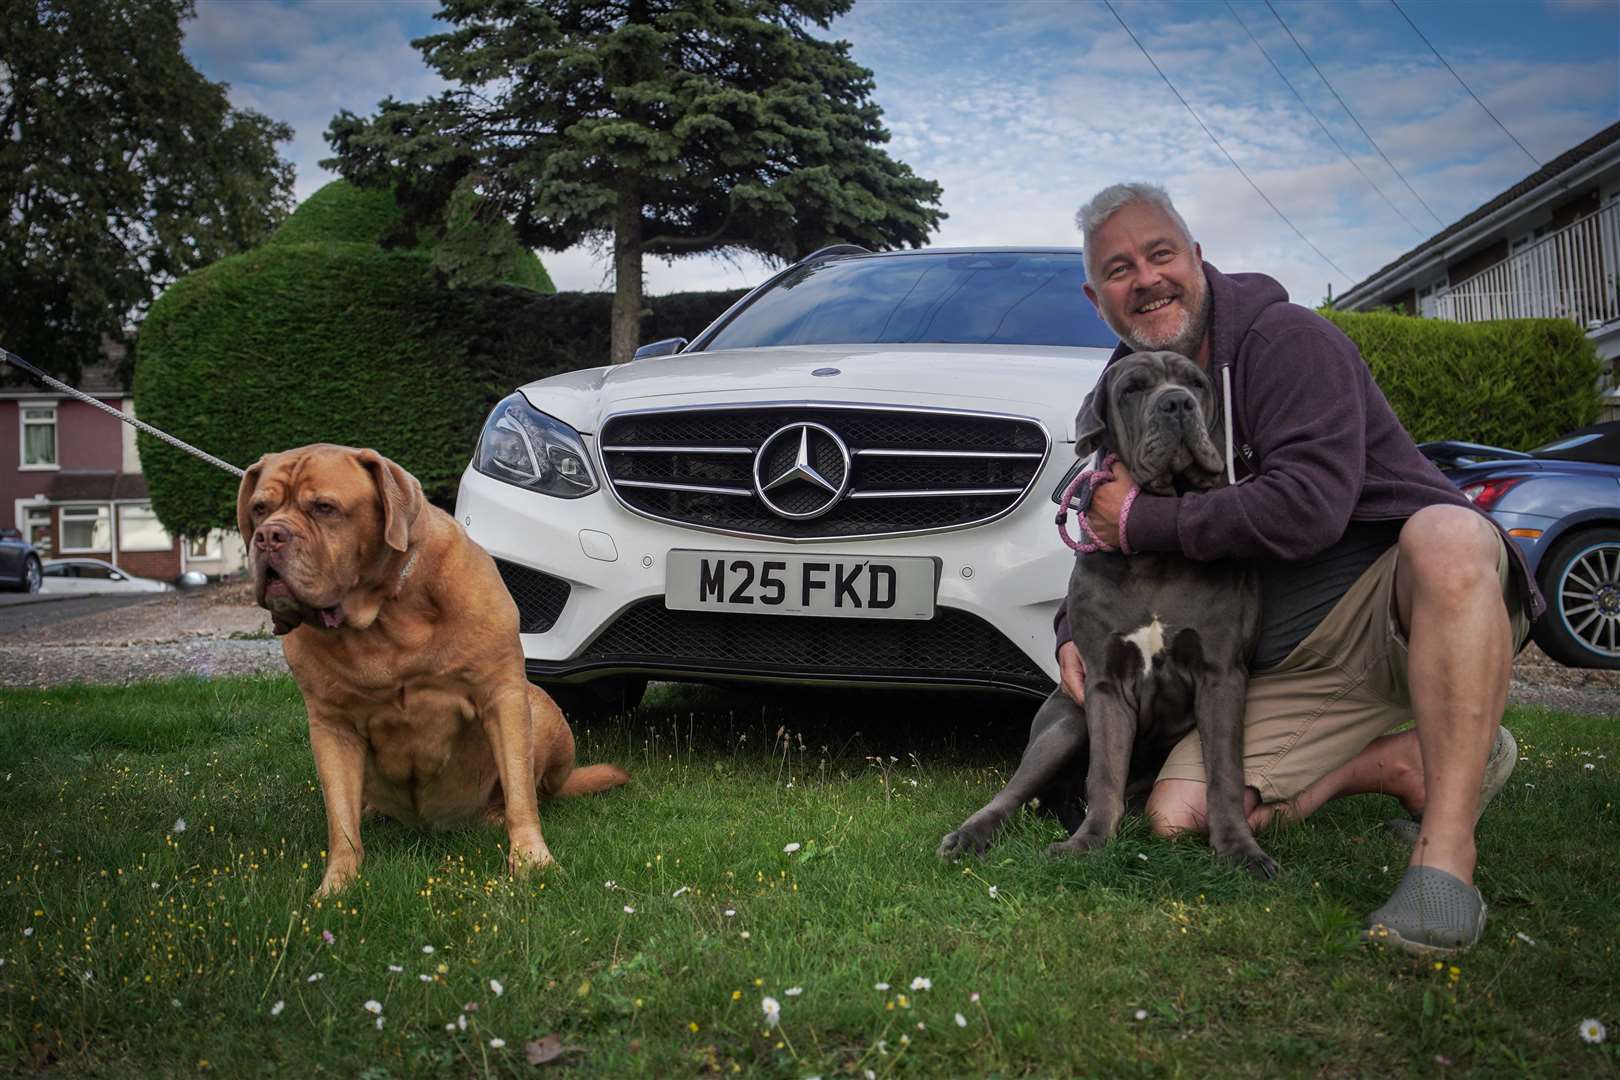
[939,351,1277,878]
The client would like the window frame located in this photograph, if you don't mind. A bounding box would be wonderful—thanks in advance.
[19,401,59,471]
[59,504,111,554]
[116,502,172,553]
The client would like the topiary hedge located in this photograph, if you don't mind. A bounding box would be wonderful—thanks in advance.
[1324,310,1603,448]
[134,240,746,536]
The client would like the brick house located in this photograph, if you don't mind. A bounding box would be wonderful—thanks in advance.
[1,343,246,581]
[1333,119,1620,419]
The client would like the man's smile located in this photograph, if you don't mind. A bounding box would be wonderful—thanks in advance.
[1134,295,1179,315]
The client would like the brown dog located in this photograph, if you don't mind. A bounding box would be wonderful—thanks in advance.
[238,443,628,898]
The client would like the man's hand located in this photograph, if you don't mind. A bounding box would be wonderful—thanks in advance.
[1058,640,1086,704]
[1084,460,1136,549]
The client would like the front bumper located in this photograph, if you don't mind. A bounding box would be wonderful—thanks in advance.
[456,459,1074,696]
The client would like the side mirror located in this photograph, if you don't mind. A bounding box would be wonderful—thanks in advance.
[632,337,687,360]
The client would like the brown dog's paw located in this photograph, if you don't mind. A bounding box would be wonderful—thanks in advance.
[508,844,557,877]
[312,867,358,901]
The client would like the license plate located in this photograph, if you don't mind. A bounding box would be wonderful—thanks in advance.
[665,550,937,620]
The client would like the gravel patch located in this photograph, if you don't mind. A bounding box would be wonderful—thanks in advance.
[1,579,1614,715]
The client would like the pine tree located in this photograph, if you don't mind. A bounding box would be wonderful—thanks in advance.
[325,0,942,362]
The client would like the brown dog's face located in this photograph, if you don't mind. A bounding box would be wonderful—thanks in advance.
[1075,351,1225,494]
[237,444,422,635]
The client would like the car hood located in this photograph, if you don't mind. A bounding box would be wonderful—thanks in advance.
[516,343,1113,440]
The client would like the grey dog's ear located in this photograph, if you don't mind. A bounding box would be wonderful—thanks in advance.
[1074,364,1116,459]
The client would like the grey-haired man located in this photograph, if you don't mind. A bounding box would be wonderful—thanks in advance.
[1055,182,1537,954]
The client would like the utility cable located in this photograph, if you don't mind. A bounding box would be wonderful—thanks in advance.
[1264,0,1446,228]
[1390,0,1542,169]
[1226,1,1427,238]
[1103,0,1351,282]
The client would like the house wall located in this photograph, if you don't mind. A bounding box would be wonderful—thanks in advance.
[57,399,124,468]
[1552,188,1600,229]
[1447,239,1510,287]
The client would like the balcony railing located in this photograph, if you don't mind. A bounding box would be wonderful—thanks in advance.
[1432,199,1620,329]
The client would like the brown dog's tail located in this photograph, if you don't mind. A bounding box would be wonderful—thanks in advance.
[554,763,630,798]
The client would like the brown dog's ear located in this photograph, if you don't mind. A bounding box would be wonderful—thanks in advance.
[358,450,423,553]
[1074,364,1117,459]
[235,456,269,545]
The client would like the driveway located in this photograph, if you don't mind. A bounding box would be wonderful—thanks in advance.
[0,591,167,633]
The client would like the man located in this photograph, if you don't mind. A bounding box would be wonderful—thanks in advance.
[1057,182,1539,954]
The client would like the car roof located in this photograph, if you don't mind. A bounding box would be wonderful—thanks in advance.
[822,246,1084,259]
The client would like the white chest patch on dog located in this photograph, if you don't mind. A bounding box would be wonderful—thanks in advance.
[1122,617,1166,671]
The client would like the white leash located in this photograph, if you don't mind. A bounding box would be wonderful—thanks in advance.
[1,344,244,478]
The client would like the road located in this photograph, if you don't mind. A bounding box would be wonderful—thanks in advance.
[0,592,165,635]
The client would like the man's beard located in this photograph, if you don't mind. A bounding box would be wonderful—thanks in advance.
[1115,282,1211,360]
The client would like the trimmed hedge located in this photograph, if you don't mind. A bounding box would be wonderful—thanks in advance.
[1323,310,1603,448]
[134,240,745,535]
[267,179,556,293]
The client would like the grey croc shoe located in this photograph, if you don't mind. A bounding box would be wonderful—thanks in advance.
[1386,726,1517,845]
[1361,865,1488,954]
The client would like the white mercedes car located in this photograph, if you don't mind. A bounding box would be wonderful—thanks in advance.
[455,247,1115,712]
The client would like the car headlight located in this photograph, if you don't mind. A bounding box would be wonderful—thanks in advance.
[473,393,597,498]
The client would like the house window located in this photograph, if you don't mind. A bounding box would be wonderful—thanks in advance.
[187,531,217,559]
[117,503,171,552]
[20,404,58,468]
[60,505,111,552]
[24,507,52,558]
[1417,278,1449,319]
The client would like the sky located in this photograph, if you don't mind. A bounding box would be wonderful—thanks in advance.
[181,0,1620,307]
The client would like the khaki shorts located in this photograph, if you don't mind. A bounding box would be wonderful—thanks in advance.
[1157,531,1530,803]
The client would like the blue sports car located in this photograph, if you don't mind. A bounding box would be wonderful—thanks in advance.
[1419,421,1620,670]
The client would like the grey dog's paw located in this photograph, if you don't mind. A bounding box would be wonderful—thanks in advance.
[1218,843,1279,880]
[1045,831,1109,859]
[937,826,991,860]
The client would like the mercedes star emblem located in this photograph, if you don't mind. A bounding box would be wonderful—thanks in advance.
[753,422,852,519]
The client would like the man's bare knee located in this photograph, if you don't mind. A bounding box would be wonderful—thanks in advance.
[1146,779,1207,837]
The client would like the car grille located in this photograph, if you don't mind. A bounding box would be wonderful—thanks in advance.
[574,599,1052,694]
[599,404,1048,539]
[494,558,571,633]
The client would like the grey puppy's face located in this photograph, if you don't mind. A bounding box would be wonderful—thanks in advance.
[1074,351,1226,494]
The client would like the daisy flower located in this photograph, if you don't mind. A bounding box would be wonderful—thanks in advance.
[955,1012,968,1027]
[490,979,504,996]
[762,996,781,1028]
[490,1037,506,1049]
[910,977,932,991]
[783,843,801,854]
[364,1000,382,1015]
[270,1000,285,1017]
[1579,1018,1607,1044]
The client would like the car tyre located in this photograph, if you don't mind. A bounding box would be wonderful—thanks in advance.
[1530,526,1620,670]
[8,556,43,594]
[537,677,648,723]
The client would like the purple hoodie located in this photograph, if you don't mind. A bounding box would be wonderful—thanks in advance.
[1054,261,1543,650]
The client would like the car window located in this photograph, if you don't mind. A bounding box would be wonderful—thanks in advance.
[700,252,1118,352]
[42,564,68,577]
[79,563,115,579]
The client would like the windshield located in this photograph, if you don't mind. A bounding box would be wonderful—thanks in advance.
[700,251,1118,351]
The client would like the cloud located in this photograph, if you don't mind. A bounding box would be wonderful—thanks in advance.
[178,0,1617,304]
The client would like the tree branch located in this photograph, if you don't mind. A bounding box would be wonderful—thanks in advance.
[642,207,738,253]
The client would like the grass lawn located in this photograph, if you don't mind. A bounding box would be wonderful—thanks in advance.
[0,676,1615,1077]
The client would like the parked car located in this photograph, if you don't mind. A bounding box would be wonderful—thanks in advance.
[456,247,1116,711]
[0,528,43,593]
[1419,421,1620,670]
[39,558,173,595]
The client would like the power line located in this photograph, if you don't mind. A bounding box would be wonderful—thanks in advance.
[1263,0,1446,229]
[1225,2,1427,239]
[1102,0,1351,282]
[1390,0,1542,169]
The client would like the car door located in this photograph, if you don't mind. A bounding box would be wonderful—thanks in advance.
[0,537,22,583]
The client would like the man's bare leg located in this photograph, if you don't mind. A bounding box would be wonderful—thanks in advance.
[1390,505,1513,885]
[1145,728,1426,837]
